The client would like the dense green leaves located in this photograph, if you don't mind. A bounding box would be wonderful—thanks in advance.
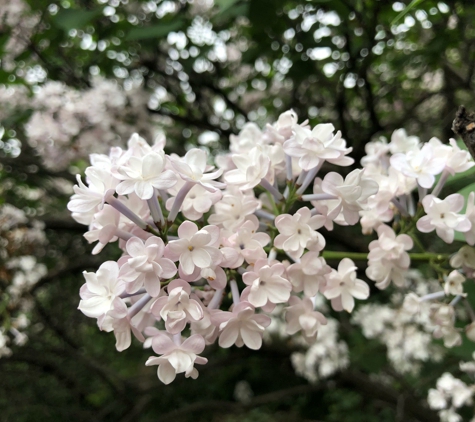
[52,8,104,32]
[126,19,186,41]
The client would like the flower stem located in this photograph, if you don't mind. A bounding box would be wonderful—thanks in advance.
[321,251,449,261]
[230,279,240,305]
[147,189,165,229]
[128,293,152,318]
[260,178,283,201]
[168,181,195,223]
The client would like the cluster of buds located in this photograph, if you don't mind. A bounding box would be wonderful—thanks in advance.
[68,110,475,384]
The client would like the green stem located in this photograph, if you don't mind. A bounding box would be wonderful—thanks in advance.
[321,251,449,261]
[409,232,425,253]
[266,192,280,216]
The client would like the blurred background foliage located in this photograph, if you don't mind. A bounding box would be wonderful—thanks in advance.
[0,0,474,421]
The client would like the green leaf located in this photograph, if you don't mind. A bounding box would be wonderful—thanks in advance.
[126,20,185,41]
[213,3,249,24]
[391,0,425,25]
[215,0,240,10]
[53,8,103,32]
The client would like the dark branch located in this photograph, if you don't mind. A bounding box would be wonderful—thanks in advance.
[452,105,475,160]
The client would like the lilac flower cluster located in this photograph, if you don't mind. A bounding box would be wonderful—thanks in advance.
[68,111,475,385]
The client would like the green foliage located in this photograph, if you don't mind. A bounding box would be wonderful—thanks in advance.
[52,8,104,32]
[126,19,186,41]
[2,0,475,421]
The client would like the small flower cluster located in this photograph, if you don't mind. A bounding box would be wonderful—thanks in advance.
[0,204,47,356]
[353,271,445,375]
[26,78,155,171]
[69,110,475,385]
[428,365,475,422]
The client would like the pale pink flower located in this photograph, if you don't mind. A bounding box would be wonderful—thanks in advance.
[390,143,446,189]
[264,109,298,144]
[450,245,475,269]
[274,207,326,259]
[224,147,270,190]
[366,224,412,289]
[430,138,474,175]
[116,151,177,199]
[444,271,466,296]
[368,225,413,263]
[68,167,118,225]
[79,261,127,318]
[323,258,370,313]
[430,303,462,348]
[213,301,271,350]
[285,296,327,343]
[145,333,208,384]
[365,260,408,290]
[166,179,222,221]
[190,305,220,344]
[229,122,264,154]
[286,251,331,297]
[120,236,177,297]
[388,128,420,154]
[200,265,228,290]
[170,148,225,192]
[360,138,390,167]
[417,194,471,243]
[83,204,120,254]
[242,259,292,307]
[165,221,222,275]
[283,123,348,170]
[208,188,260,231]
[311,169,378,225]
[99,314,145,352]
[151,279,204,334]
[222,215,270,267]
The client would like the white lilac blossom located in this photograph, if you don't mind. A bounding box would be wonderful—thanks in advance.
[323,258,370,313]
[284,123,353,171]
[430,303,462,348]
[25,79,155,171]
[67,167,118,225]
[67,119,475,387]
[208,187,260,231]
[366,224,413,289]
[285,296,327,343]
[274,207,326,259]
[286,251,331,297]
[417,194,471,243]
[151,279,204,334]
[450,245,475,269]
[224,146,270,190]
[222,215,270,267]
[166,180,222,221]
[310,169,379,226]
[388,128,420,154]
[145,333,208,384]
[291,318,349,383]
[116,151,177,200]
[353,287,444,375]
[170,148,225,192]
[444,271,466,296]
[165,221,222,275]
[120,236,177,297]
[242,259,292,307]
[428,372,475,422]
[390,142,446,189]
[214,301,271,350]
[78,261,127,319]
